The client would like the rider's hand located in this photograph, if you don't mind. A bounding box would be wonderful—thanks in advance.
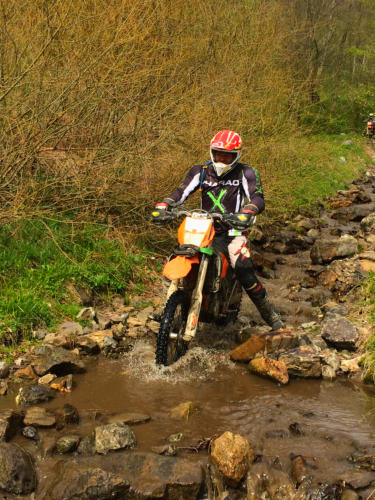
[242,204,258,216]
[155,202,169,211]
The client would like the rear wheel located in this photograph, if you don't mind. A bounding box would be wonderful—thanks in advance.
[156,290,190,366]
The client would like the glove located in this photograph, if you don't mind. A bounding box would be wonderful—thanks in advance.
[223,212,255,231]
[151,202,173,224]
[242,204,259,216]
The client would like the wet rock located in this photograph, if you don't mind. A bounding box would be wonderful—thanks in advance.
[56,404,80,428]
[322,365,336,380]
[321,317,359,351]
[349,452,375,470]
[230,329,299,362]
[14,365,37,380]
[246,463,296,499]
[24,407,56,427]
[0,362,9,379]
[105,412,151,425]
[170,401,196,420]
[340,356,362,374]
[291,455,307,485]
[0,443,36,495]
[50,374,73,392]
[360,212,375,233]
[95,422,136,454]
[38,373,57,385]
[45,462,129,499]
[249,357,289,385]
[75,336,100,355]
[168,432,184,443]
[55,435,80,454]
[289,422,304,436]
[278,346,322,378]
[57,320,83,336]
[22,426,39,440]
[151,444,177,456]
[16,384,55,406]
[44,332,74,348]
[310,234,357,264]
[0,410,23,442]
[0,381,7,396]
[341,490,359,500]
[86,330,115,350]
[211,431,254,485]
[77,434,95,455]
[332,204,373,222]
[31,344,85,376]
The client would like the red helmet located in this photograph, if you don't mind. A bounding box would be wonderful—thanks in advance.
[210,130,242,176]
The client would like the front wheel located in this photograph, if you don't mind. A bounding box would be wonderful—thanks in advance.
[156,290,190,366]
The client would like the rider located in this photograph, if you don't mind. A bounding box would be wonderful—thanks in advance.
[155,129,284,330]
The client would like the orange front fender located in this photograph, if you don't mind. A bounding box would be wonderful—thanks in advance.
[163,255,199,280]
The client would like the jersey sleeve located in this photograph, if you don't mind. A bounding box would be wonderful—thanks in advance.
[163,165,202,207]
[241,166,265,214]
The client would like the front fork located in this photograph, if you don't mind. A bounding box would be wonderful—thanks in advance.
[183,254,209,342]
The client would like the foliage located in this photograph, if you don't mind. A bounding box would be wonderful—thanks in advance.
[0,218,147,340]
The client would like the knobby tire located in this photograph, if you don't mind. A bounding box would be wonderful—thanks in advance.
[155,290,190,366]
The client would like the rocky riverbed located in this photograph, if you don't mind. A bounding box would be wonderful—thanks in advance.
[1,160,375,498]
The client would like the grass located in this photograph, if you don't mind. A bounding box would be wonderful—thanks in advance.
[362,273,375,382]
[0,217,148,345]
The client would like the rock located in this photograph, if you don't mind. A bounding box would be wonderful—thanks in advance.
[50,374,73,392]
[55,435,80,454]
[16,384,55,406]
[321,301,348,317]
[211,431,254,485]
[332,205,373,222]
[151,444,177,456]
[44,332,74,348]
[14,365,37,380]
[307,228,320,240]
[105,412,151,425]
[45,462,129,499]
[57,320,83,336]
[310,235,357,264]
[24,407,56,427]
[22,426,39,440]
[278,346,322,378]
[0,443,36,494]
[31,344,85,376]
[86,330,115,350]
[317,259,361,297]
[349,452,375,470]
[168,432,184,443]
[170,401,196,420]
[321,317,359,351]
[270,231,311,254]
[77,435,95,455]
[360,213,375,233]
[77,307,96,321]
[38,373,57,385]
[247,463,296,499]
[359,259,375,273]
[0,362,9,379]
[249,357,289,384]
[340,356,362,373]
[56,403,80,426]
[289,422,304,436]
[32,329,47,340]
[322,365,336,380]
[230,329,299,362]
[341,489,359,500]
[0,381,7,396]
[0,410,23,442]
[95,423,137,454]
[75,336,100,354]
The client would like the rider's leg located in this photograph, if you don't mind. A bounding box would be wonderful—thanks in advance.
[228,236,284,330]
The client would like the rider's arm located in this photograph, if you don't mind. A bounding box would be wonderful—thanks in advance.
[162,165,202,208]
[241,165,265,215]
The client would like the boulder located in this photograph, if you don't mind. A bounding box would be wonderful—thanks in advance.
[0,410,23,442]
[31,344,85,376]
[0,362,9,379]
[248,357,289,385]
[0,443,36,495]
[360,213,375,233]
[310,235,357,264]
[16,384,55,406]
[278,346,322,378]
[24,407,56,427]
[55,435,80,454]
[230,329,299,362]
[44,463,129,499]
[211,431,254,485]
[95,423,136,454]
[321,317,359,351]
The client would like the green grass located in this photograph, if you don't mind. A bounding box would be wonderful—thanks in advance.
[0,218,147,342]
[360,273,375,382]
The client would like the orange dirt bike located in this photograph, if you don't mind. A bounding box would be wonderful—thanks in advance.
[151,208,255,366]
[366,120,375,139]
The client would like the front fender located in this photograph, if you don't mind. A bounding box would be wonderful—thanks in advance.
[163,255,199,281]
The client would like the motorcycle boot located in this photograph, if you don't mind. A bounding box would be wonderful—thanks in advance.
[246,285,284,330]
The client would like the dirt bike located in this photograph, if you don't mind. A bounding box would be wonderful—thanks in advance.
[151,208,255,366]
[366,120,375,140]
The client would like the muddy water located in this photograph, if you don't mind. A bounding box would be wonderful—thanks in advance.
[3,342,375,487]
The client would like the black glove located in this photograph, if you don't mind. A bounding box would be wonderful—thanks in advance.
[223,212,255,231]
[151,203,174,224]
